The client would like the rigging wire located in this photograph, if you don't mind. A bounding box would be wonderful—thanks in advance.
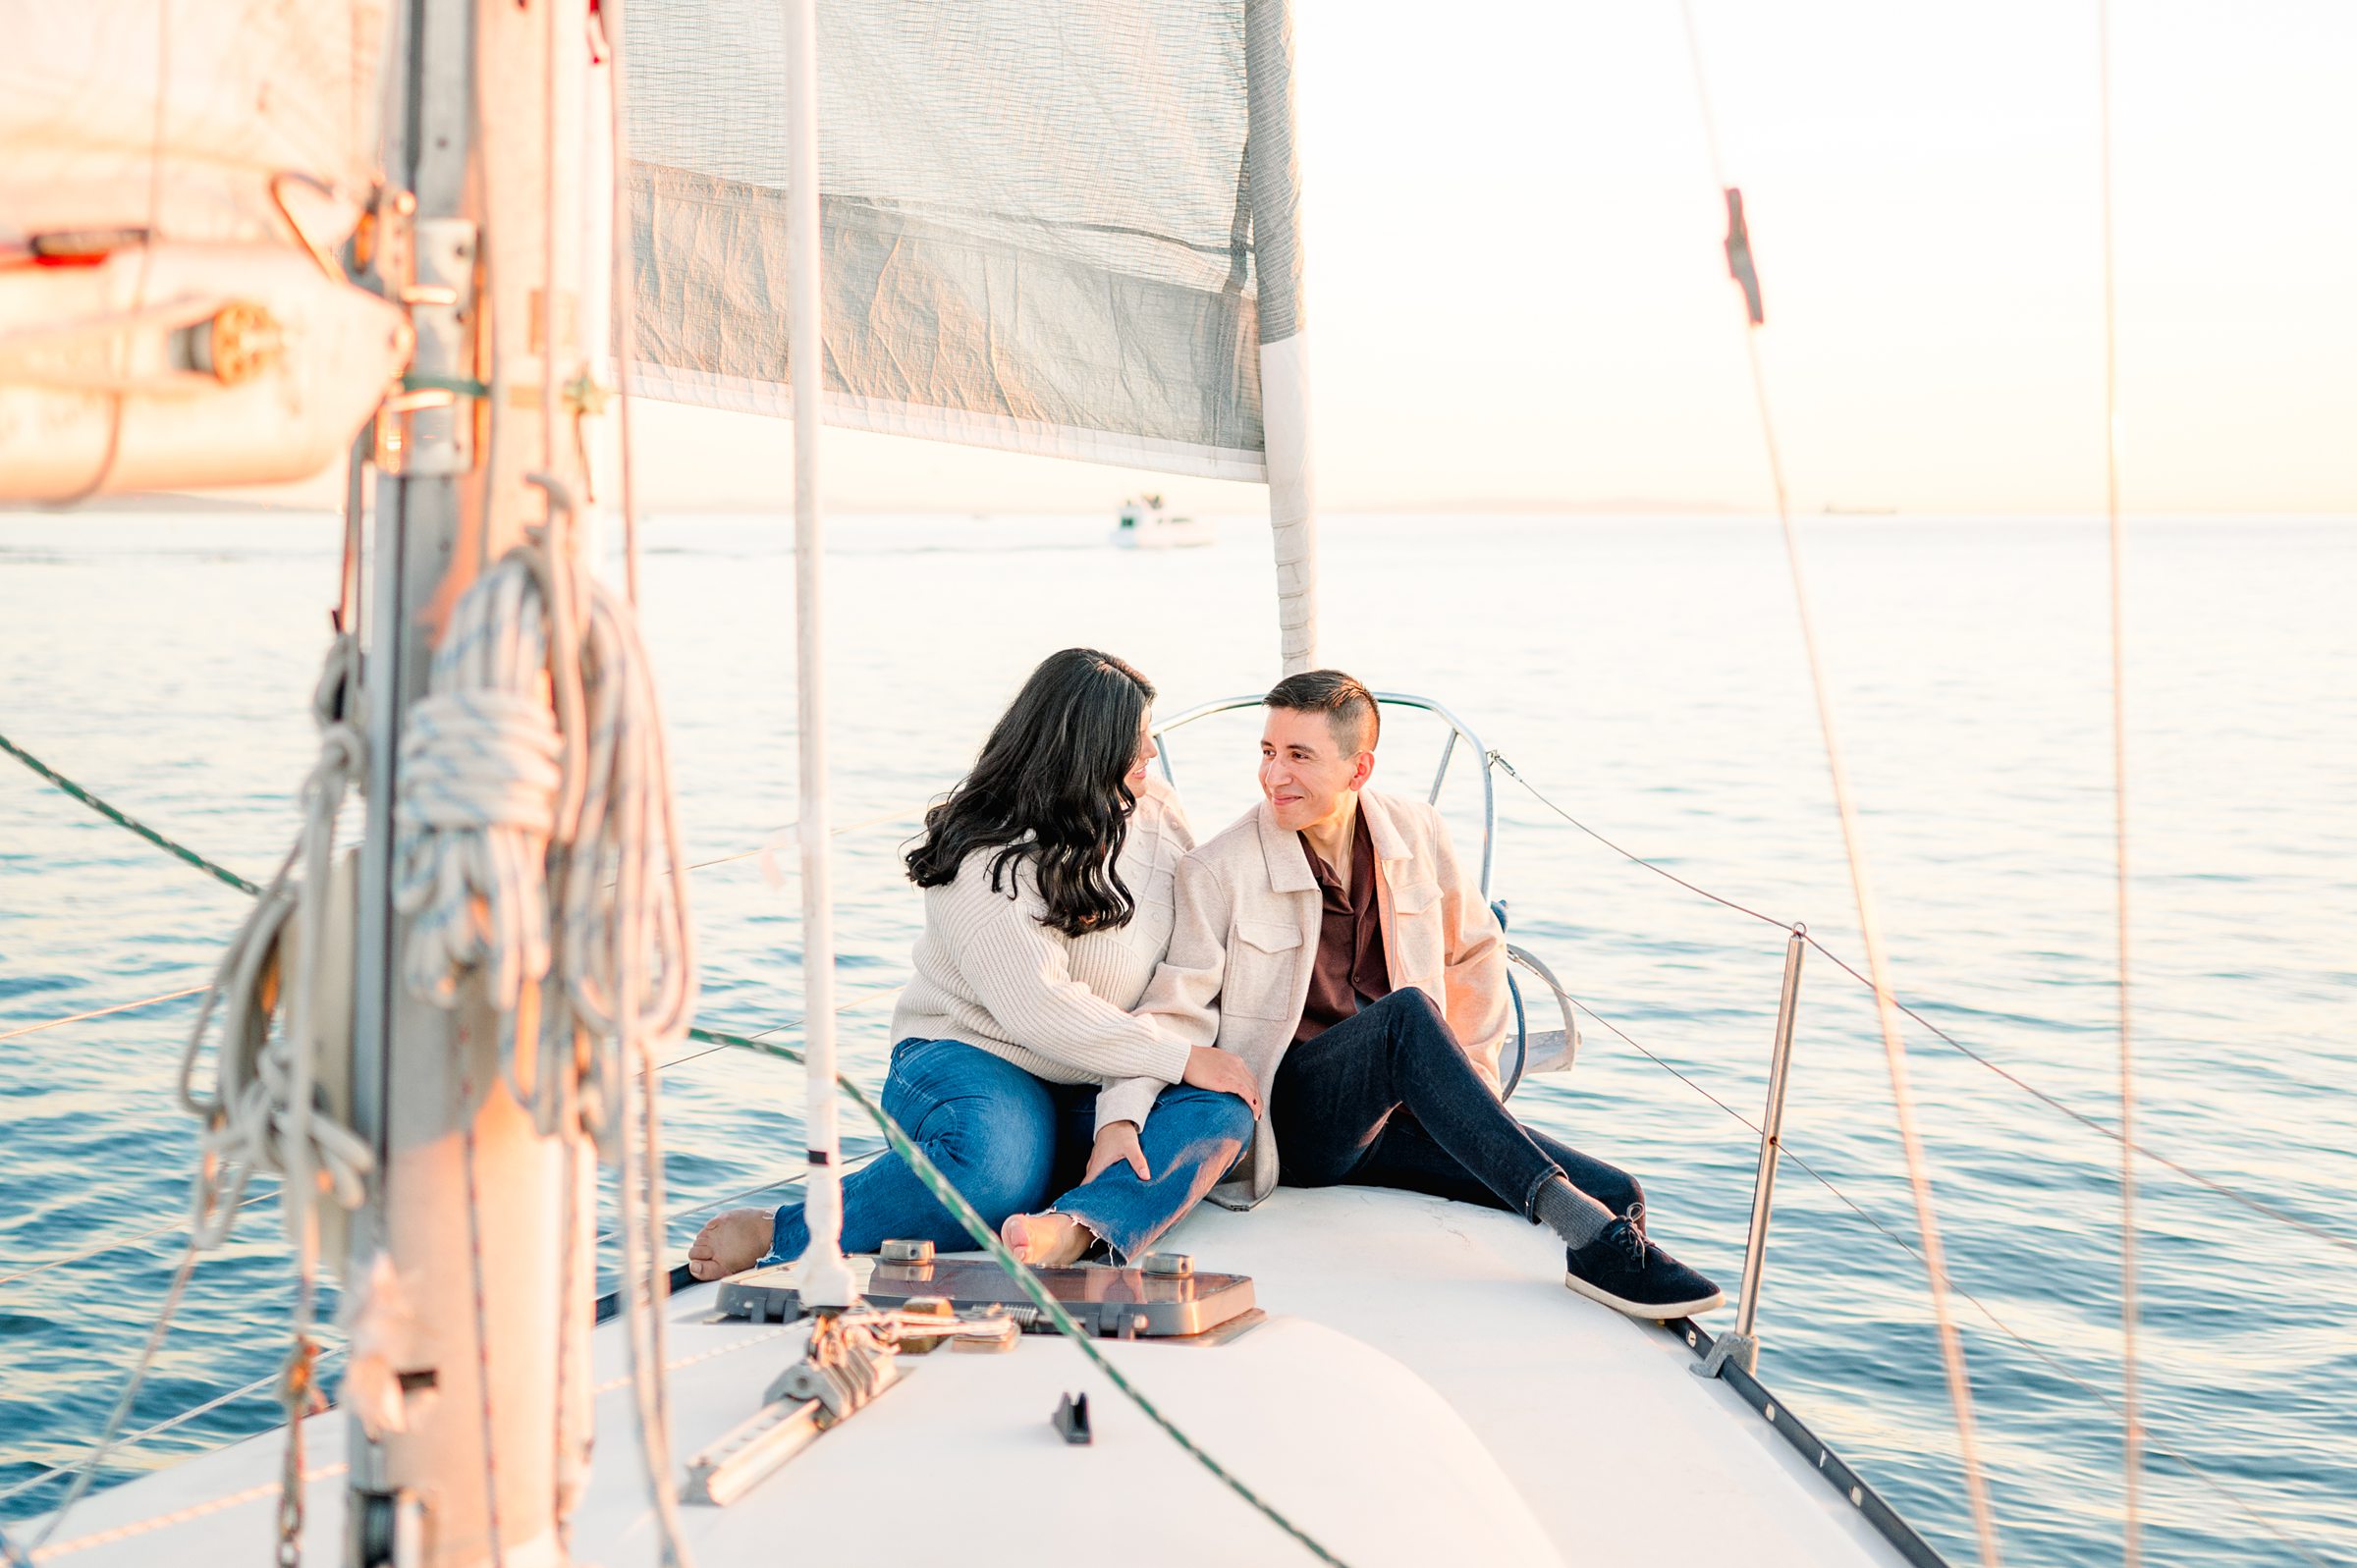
[0,985,209,1044]
[15,1244,200,1551]
[671,802,934,879]
[0,758,2301,1568]
[1795,936,2350,1255]
[2095,1,2144,1555]
[1490,754,1787,927]
[0,1193,272,1290]
[655,981,902,1074]
[1673,7,2002,1561]
[0,731,260,896]
[15,1327,806,1562]
[1559,991,2332,1568]
[1495,751,2357,1258]
[10,713,2344,1263]
[460,1131,508,1568]
[604,0,646,610]
[0,1357,339,1514]
[13,640,371,1559]
[0,1000,827,1524]
[0,981,892,1303]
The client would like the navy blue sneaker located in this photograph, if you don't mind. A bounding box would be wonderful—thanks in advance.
[1563,1218,1724,1320]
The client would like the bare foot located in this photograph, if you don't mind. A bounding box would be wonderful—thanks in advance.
[1000,1211,1094,1269]
[686,1208,774,1281]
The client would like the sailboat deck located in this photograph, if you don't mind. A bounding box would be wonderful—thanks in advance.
[31,1185,1920,1567]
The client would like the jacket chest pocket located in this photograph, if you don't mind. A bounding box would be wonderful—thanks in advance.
[1390,881,1446,987]
[1226,919,1303,1020]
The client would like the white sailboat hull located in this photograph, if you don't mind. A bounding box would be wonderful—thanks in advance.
[27,1187,1920,1567]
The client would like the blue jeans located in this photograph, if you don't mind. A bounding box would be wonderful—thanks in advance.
[767,1037,1251,1267]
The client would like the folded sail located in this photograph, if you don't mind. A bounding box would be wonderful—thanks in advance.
[624,0,1282,480]
[0,0,385,252]
[0,0,406,500]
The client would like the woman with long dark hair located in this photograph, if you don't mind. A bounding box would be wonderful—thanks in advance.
[686,648,1259,1278]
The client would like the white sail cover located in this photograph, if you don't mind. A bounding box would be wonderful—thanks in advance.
[623,0,1302,481]
[0,0,386,252]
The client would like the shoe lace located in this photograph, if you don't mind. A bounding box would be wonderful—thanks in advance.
[1609,1216,1646,1270]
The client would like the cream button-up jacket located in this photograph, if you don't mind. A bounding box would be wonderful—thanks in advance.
[1103,786,1510,1209]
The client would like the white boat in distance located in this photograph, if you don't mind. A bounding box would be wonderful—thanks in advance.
[1113,494,1216,550]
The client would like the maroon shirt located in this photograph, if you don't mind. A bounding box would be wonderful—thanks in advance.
[1293,804,1393,1044]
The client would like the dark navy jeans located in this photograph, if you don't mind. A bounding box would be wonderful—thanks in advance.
[767,1036,1251,1266]
[1271,987,1643,1220]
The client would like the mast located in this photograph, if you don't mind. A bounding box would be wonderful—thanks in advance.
[348,0,608,1560]
[1244,0,1319,676]
[781,0,858,1312]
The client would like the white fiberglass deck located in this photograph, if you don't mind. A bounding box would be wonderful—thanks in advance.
[30,1187,1920,1567]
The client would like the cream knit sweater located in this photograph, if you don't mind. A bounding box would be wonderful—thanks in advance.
[886,774,1193,1128]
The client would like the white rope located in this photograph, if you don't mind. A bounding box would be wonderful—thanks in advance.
[21,636,370,1563]
[555,568,697,1146]
[174,636,374,1252]
[392,567,563,1033]
[175,635,368,1568]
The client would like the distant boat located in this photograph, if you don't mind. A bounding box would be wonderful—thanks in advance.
[1822,503,1899,515]
[1111,493,1215,550]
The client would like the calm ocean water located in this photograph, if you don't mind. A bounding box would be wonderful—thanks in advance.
[2,510,2351,1564]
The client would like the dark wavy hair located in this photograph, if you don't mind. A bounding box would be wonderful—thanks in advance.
[904,649,1157,937]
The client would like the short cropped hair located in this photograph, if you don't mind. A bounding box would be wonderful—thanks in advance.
[1264,669,1379,755]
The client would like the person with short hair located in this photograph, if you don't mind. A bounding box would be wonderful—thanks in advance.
[1002,669,1722,1319]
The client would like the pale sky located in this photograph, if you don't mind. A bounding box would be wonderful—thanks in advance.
[259,1,2357,516]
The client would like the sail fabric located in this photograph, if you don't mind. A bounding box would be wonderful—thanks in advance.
[623,0,1293,480]
[0,0,386,253]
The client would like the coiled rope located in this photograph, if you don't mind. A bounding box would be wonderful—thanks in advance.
[144,634,372,1568]
[393,537,695,1148]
